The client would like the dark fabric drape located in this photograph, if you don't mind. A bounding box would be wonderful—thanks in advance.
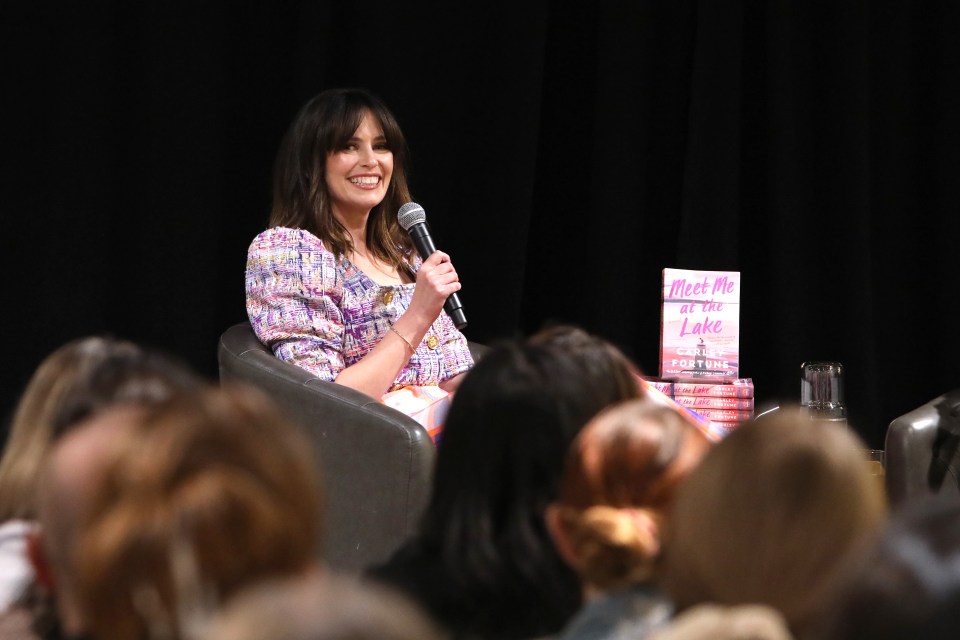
[4,1,959,447]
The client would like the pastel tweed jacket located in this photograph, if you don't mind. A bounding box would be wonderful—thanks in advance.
[246,227,474,393]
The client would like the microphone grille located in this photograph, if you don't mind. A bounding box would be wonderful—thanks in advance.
[397,202,426,230]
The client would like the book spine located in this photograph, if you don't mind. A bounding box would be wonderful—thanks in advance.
[694,408,754,422]
[643,379,755,398]
[672,395,755,410]
[709,421,743,439]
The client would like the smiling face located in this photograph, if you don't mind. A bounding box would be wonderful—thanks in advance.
[325,111,394,223]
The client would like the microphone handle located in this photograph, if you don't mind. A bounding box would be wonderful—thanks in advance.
[446,300,468,331]
[408,224,438,256]
[408,223,468,330]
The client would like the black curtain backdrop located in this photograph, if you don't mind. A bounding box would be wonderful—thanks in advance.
[4,1,960,448]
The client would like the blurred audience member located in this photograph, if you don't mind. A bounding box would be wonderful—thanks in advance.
[47,341,200,438]
[370,328,644,639]
[19,342,200,640]
[528,325,644,405]
[0,337,198,639]
[63,386,324,640]
[531,325,719,443]
[547,400,711,639]
[206,574,445,640]
[649,604,793,640]
[661,407,886,639]
[32,405,147,639]
[0,337,140,611]
[817,495,960,640]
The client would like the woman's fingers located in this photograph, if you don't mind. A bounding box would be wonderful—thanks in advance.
[429,263,457,279]
[421,252,458,283]
[423,250,450,266]
[410,251,461,320]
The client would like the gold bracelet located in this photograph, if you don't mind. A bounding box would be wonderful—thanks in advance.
[389,325,415,353]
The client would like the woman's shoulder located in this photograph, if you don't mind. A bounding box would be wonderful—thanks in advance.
[249,227,334,257]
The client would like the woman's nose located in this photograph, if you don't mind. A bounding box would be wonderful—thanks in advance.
[359,146,378,167]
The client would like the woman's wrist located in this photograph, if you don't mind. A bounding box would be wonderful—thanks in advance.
[395,306,436,340]
[401,300,438,328]
[389,325,416,354]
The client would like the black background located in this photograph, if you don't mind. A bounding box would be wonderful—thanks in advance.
[4,1,960,448]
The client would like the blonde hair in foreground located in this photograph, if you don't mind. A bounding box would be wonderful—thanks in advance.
[662,406,887,636]
[649,604,794,640]
[207,574,445,640]
[0,337,139,521]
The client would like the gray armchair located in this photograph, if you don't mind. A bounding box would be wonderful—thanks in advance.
[218,321,482,572]
[885,388,960,506]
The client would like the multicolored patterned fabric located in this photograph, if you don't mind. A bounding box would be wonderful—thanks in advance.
[246,227,474,393]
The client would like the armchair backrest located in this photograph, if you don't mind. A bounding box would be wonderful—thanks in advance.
[217,322,436,572]
[885,388,960,506]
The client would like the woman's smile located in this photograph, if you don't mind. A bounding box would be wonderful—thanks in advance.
[326,112,394,219]
[348,174,382,188]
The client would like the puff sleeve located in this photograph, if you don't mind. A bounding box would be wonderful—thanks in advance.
[245,228,345,381]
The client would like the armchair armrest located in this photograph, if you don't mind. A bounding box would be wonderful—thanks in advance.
[885,388,960,506]
[217,322,436,572]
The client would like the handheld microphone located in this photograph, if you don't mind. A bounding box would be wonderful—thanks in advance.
[398,202,467,330]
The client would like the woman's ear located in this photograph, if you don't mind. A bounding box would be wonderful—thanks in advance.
[545,503,581,572]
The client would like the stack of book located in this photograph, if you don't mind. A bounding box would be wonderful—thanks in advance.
[656,267,752,439]
[643,378,755,439]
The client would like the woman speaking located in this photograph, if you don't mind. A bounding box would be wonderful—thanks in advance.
[245,88,473,439]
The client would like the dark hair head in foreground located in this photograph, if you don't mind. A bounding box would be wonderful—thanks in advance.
[373,328,644,639]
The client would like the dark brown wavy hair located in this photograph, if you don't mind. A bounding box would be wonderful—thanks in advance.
[269,88,414,277]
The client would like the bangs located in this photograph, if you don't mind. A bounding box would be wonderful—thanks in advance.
[321,95,406,159]
[324,104,367,151]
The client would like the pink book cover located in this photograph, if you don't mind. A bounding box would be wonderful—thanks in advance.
[671,395,755,411]
[659,268,741,380]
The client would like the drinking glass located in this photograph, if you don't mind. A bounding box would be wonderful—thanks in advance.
[800,361,846,424]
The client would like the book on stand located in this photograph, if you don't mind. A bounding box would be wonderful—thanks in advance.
[653,268,752,438]
[659,268,740,380]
